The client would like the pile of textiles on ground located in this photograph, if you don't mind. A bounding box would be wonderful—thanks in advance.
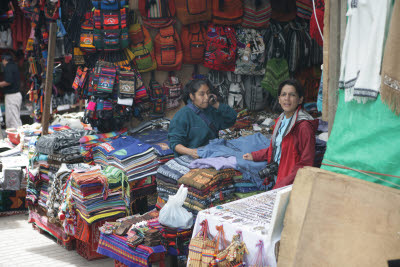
[79,129,128,165]
[156,155,237,216]
[93,136,159,182]
[69,166,130,225]
[97,209,167,267]
[219,110,278,140]
[130,119,173,164]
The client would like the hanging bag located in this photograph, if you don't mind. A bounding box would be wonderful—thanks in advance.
[92,0,127,10]
[212,0,243,25]
[244,75,266,111]
[163,71,183,110]
[234,27,266,75]
[188,220,216,267]
[181,23,207,65]
[80,11,96,52]
[242,0,271,28]
[204,24,237,72]
[129,21,157,72]
[138,0,176,28]
[202,225,228,267]
[148,71,166,115]
[154,25,183,71]
[175,0,212,25]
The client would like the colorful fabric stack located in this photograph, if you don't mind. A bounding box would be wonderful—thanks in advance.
[93,136,159,182]
[147,218,192,256]
[79,129,128,165]
[156,155,237,215]
[70,166,130,224]
[131,128,174,164]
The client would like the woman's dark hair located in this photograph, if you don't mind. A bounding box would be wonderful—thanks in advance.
[182,79,213,104]
[277,79,304,98]
[2,53,14,62]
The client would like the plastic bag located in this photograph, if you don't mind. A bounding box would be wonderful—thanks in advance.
[159,184,193,229]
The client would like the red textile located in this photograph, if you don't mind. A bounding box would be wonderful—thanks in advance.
[251,106,318,189]
[310,7,324,46]
[11,0,31,50]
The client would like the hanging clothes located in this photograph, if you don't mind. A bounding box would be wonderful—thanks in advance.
[339,0,391,103]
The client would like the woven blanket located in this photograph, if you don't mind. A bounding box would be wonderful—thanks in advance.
[97,233,166,267]
[178,168,236,190]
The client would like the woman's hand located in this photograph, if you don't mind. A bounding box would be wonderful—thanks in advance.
[242,153,253,161]
[209,94,220,109]
[189,148,199,159]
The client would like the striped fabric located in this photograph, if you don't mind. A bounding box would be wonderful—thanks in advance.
[97,233,166,267]
[242,0,272,28]
[212,0,243,25]
[138,0,176,28]
[261,58,289,98]
[129,23,157,73]
[296,0,313,19]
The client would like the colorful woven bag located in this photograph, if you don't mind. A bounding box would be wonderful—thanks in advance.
[204,23,237,72]
[129,22,157,72]
[175,0,212,25]
[181,23,207,65]
[234,27,266,75]
[212,0,243,25]
[138,0,176,28]
[92,0,127,10]
[242,0,271,28]
[163,72,183,110]
[154,25,183,71]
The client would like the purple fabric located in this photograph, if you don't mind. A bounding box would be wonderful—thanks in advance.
[188,156,237,170]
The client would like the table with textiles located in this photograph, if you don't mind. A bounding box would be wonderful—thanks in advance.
[190,186,292,266]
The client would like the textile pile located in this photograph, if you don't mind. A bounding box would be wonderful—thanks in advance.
[93,136,159,182]
[70,166,130,225]
[156,155,237,215]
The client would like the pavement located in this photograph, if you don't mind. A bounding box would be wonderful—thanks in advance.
[0,214,114,267]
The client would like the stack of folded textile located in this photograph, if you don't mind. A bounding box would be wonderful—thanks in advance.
[144,229,162,247]
[70,166,130,224]
[79,129,128,165]
[26,168,40,206]
[232,173,263,199]
[156,155,236,215]
[131,128,174,164]
[93,136,158,182]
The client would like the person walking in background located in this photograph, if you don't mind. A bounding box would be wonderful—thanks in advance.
[0,53,22,129]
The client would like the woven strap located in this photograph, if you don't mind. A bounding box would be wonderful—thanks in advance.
[187,103,218,136]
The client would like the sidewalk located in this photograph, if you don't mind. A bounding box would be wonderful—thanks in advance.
[0,214,114,267]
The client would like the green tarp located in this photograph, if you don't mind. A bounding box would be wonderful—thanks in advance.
[321,90,400,189]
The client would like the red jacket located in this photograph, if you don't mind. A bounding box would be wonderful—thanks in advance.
[251,107,318,189]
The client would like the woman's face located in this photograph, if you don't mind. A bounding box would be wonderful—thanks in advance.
[278,85,303,115]
[190,84,210,109]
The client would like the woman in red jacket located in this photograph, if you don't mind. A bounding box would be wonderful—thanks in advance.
[243,79,318,189]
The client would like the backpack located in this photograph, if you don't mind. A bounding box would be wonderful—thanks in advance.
[207,70,229,104]
[93,8,129,51]
[243,75,266,111]
[203,24,237,72]
[181,23,206,65]
[175,0,212,25]
[129,22,157,72]
[242,0,271,28]
[212,0,243,25]
[80,11,96,53]
[226,72,244,109]
[148,72,166,115]
[234,27,266,75]
[138,0,176,28]
[261,58,289,98]
[154,25,183,71]
[92,0,127,10]
[163,72,183,110]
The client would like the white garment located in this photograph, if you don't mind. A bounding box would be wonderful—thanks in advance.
[5,92,22,129]
[339,0,391,103]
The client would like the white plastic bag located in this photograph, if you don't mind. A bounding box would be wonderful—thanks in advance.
[159,184,193,229]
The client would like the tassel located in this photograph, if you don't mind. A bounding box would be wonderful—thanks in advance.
[381,74,400,116]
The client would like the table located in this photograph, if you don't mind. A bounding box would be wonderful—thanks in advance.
[190,185,292,267]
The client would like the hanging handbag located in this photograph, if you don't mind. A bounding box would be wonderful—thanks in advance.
[188,220,216,267]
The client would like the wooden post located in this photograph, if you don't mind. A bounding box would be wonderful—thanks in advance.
[322,0,330,122]
[325,0,347,135]
[41,22,57,135]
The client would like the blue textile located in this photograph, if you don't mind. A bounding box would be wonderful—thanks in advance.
[131,128,173,156]
[93,136,153,161]
[274,115,291,164]
[197,133,270,189]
